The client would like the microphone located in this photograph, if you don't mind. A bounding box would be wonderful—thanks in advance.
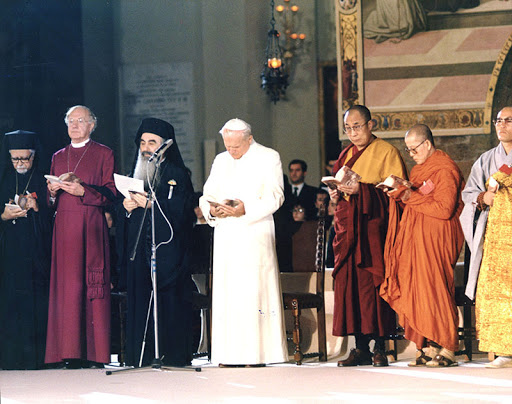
[148,138,173,162]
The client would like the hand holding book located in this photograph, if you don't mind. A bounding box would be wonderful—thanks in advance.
[322,166,361,189]
[208,199,245,218]
[2,202,27,221]
[376,175,413,202]
[376,175,413,192]
[45,172,82,184]
[322,166,362,193]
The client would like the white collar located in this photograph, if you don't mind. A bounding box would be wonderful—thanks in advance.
[71,138,91,148]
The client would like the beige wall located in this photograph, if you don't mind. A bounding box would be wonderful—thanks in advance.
[82,0,328,187]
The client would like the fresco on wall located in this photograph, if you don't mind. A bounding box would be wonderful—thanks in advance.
[362,0,512,137]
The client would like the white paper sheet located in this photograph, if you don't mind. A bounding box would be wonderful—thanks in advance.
[114,173,144,199]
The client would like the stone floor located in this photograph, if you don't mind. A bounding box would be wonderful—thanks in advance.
[1,354,511,403]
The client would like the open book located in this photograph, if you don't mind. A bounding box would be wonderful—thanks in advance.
[45,172,82,184]
[321,166,361,190]
[5,191,37,212]
[5,202,22,210]
[376,175,413,191]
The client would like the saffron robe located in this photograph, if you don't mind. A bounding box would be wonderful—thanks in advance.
[381,150,464,351]
[332,137,407,337]
[199,141,288,365]
[0,167,52,369]
[475,170,512,355]
[45,141,116,364]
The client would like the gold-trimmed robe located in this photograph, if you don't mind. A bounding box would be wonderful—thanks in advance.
[476,170,512,355]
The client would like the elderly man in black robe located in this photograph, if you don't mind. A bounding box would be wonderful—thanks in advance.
[0,130,52,370]
[117,118,196,367]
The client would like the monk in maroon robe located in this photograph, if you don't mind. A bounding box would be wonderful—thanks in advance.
[45,105,116,368]
[328,105,407,367]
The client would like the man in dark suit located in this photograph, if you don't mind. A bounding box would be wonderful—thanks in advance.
[288,159,317,220]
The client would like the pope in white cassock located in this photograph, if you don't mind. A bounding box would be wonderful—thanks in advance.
[199,118,288,366]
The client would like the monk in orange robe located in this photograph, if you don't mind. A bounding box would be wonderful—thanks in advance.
[329,105,407,367]
[381,124,464,367]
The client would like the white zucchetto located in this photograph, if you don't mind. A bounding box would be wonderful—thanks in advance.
[219,118,251,135]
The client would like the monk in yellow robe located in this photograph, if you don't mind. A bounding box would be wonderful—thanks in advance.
[462,106,512,368]
[476,170,512,364]
[382,124,464,367]
[329,105,407,367]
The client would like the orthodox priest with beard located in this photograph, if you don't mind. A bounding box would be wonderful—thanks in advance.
[0,130,52,369]
[117,118,196,367]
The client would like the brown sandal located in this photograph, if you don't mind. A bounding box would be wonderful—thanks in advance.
[426,354,458,367]
[408,351,432,367]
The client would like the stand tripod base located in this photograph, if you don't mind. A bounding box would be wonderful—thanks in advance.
[105,358,201,375]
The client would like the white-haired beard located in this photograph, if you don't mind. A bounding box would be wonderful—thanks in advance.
[133,150,159,190]
[16,167,29,174]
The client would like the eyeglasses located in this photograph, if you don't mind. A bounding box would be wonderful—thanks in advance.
[404,139,427,155]
[67,117,91,125]
[493,118,512,126]
[292,208,304,213]
[11,155,33,163]
[343,121,368,134]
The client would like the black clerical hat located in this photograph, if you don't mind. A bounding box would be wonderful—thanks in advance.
[130,117,186,172]
[4,130,37,150]
[134,118,175,145]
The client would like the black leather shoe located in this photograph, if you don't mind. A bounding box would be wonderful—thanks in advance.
[337,348,373,367]
[64,359,82,369]
[45,362,66,369]
[372,350,389,367]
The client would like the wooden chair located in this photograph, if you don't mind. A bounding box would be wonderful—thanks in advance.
[454,243,476,361]
[386,325,404,362]
[190,225,213,361]
[282,212,328,365]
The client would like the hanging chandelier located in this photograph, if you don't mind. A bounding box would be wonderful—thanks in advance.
[275,0,306,78]
[261,0,289,104]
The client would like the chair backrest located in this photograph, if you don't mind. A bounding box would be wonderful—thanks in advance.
[292,221,318,272]
[291,213,327,274]
[189,224,214,275]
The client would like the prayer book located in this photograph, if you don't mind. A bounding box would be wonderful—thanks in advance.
[45,172,81,184]
[5,191,36,212]
[45,175,63,184]
[376,175,413,191]
[321,166,361,190]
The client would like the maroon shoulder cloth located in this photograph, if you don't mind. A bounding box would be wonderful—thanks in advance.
[332,144,390,287]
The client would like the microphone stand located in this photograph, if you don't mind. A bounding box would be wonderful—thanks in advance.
[107,148,200,375]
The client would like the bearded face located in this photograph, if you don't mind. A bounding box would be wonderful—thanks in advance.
[16,167,29,174]
[133,150,159,190]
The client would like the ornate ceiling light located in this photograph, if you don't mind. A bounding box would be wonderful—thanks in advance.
[261,0,289,104]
